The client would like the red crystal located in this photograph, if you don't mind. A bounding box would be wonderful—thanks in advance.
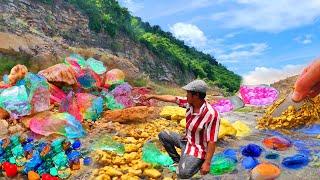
[4,163,18,177]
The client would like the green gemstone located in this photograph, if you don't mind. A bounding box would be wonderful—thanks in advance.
[9,157,16,164]
[50,167,58,176]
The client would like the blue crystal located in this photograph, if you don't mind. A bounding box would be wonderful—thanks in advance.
[83,157,92,166]
[72,140,81,149]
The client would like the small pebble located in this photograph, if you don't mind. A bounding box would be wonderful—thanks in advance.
[28,171,40,180]
[265,152,280,160]
[83,157,92,166]
[72,140,81,149]
[50,167,58,176]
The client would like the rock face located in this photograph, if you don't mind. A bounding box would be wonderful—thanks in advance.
[0,0,195,84]
[271,75,299,97]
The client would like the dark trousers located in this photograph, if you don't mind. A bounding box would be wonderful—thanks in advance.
[158,130,205,179]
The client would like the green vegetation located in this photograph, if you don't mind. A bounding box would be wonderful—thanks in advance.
[131,75,149,87]
[37,0,241,93]
[0,55,31,76]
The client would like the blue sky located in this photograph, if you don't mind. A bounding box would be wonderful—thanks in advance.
[118,0,320,85]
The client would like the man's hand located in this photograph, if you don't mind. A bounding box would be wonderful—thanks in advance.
[293,59,320,102]
[141,94,177,103]
[200,161,210,175]
[202,142,215,175]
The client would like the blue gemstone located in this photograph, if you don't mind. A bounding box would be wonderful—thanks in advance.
[27,138,34,143]
[241,144,263,157]
[83,157,92,166]
[67,151,81,161]
[23,143,34,152]
[265,152,280,160]
[241,156,259,169]
[282,154,309,169]
[72,140,81,149]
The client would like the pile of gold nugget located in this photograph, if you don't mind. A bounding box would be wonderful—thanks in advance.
[90,118,184,180]
[257,96,320,130]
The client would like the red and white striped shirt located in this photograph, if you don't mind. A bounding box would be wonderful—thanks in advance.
[176,97,220,159]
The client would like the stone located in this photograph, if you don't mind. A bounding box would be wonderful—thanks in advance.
[8,124,25,134]
[242,157,259,169]
[218,118,237,138]
[257,95,320,130]
[120,174,139,180]
[28,171,40,180]
[143,169,161,178]
[262,136,292,151]
[251,163,281,180]
[232,120,251,137]
[0,119,9,136]
[210,153,237,175]
[282,154,309,169]
[102,106,159,123]
[241,144,263,157]
[71,161,80,170]
[160,106,185,120]
[57,168,71,179]
[0,108,10,119]
[38,64,77,85]
[3,162,18,177]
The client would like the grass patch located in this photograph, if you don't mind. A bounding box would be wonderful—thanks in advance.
[132,76,148,87]
[0,55,31,76]
[148,82,185,96]
[234,106,266,113]
[234,106,255,113]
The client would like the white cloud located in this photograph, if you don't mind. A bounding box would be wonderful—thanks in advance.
[211,0,320,32]
[120,0,143,13]
[217,43,268,63]
[169,23,266,64]
[294,34,313,44]
[170,23,207,48]
[242,64,304,85]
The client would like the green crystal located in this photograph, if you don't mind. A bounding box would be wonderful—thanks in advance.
[12,145,24,158]
[86,58,107,75]
[92,135,125,155]
[66,54,87,68]
[50,167,58,176]
[103,94,124,110]
[52,152,68,168]
[210,153,237,175]
[10,135,20,146]
[142,142,174,167]
[9,157,16,164]
[51,139,64,153]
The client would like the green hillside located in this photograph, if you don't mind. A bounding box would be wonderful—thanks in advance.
[38,0,242,93]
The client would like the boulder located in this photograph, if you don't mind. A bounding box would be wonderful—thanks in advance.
[102,106,159,123]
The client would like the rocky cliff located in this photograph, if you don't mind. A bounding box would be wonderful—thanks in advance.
[0,0,195,84]
[271,75,298,97]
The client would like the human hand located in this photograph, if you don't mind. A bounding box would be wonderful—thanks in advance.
[200,161,210,175]
[292,59,320,102]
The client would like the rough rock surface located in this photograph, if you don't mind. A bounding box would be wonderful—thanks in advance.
[0,119,9,137]
[0,0,195,84]
[271,75,298,97]
[102,106,160,123]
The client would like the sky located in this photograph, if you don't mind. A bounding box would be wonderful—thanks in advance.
[118,0,320,85]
